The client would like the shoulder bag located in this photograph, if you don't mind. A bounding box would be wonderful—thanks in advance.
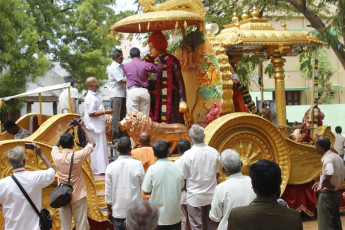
[49,153,74,208]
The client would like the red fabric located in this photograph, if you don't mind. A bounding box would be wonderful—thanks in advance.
[282,182,345,216]
[148,31,168,51]
[165,55,174,123]
[233,87,250,113]
[72,218,112,230]
[153,62,162,122]
[281,182,317,216]
[339,189,345,212]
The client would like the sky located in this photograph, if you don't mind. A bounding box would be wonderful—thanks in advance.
[113,0,137,14]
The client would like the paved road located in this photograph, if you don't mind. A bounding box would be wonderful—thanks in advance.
[302,213,345,229]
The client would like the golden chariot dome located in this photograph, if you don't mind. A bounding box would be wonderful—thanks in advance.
[111,0,206,33]
[217,8,326,55]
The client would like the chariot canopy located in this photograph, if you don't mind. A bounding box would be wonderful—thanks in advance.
[111,0,206,33]
[0,83,72,113]
[112,11,204,33]
[1,83,71,102]
[218,8,326,136]
[219,9,326,54]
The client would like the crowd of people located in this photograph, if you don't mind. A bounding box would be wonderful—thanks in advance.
[1,30,345,230]
[2,110,345,230]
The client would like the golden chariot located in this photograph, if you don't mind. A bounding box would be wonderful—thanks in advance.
[0,0,341,228]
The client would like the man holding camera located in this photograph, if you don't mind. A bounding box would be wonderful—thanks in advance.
[51,119,96,230]
[0,144,55,230]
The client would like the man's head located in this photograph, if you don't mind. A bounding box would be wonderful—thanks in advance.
[335,126,342,134]
[8,146,26,169]
[64,76,76,88]
[178,139,191,155]
[249,159,282,197]
[118,136,131,155]
[189,124,205,144]
[60,133,74,149]
[315,135,331,155]
[4,120,19,135]
[125,200,159,230]
[139,132,151,146]
[130,47,140,58]
[220,149,242,176]
[153,139,169,159]
[148,31,167,58]
[112,49,124,64]
[86,77,99,92]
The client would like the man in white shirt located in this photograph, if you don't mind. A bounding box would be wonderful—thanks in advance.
[142,140,184,230]
[174,139,191,230]
[334,126,345,159]
[105,136,145,230]
[209,149,256,230]
[59,76,79,113]
[312,135,345,230]
[180,124,220,230]
[107,49,127,143]
[0,144,55,230]
[84,76,113,174]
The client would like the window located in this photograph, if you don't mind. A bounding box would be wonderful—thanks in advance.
[273,91,300,105]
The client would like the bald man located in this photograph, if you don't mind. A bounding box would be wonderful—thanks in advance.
[131,132,157,172]
[84,77,113,174]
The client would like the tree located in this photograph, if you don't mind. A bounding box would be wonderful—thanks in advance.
[299,48,335,103]
[24,0,125,91]
[0,0,49,111]
[1,0,133,111]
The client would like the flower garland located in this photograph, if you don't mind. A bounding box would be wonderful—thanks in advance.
[155,58,168,122]
[145,54,174,123]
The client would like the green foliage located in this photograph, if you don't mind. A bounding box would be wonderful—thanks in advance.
[25,0,124,90]
[0,0,135,111]
[234,54,273,87]
[299,48,335,103]
[0,0,50,112]
[298,48,333,79]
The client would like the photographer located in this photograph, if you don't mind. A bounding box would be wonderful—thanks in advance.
[51,119,95,230]
[0,144,55,230]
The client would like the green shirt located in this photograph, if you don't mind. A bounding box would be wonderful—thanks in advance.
[142,158,184,225]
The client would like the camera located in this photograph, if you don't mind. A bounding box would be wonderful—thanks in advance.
[25,143,34,150]
[71,119,81,126]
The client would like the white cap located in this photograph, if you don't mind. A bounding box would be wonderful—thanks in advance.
[232,73,239,81]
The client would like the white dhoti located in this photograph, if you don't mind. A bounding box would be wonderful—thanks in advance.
[84,90,109,174]
[88,130,109,174]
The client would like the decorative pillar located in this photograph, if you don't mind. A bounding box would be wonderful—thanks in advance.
[271,51,289,137]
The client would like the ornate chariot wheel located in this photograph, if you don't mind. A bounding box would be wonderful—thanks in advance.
[205,112,290,194]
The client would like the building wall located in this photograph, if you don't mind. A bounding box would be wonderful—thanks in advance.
[249,16,345,105]
[286,104,345,133]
